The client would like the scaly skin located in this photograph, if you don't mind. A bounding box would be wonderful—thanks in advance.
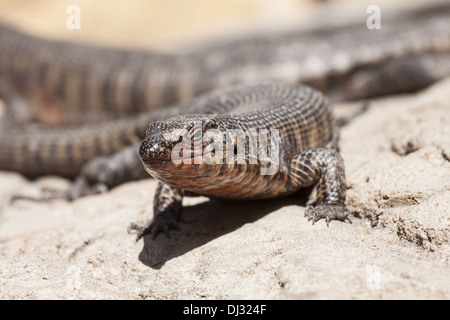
[136,83,349,239]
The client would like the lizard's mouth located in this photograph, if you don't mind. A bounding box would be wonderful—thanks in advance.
[139,138,225,182]
[139,138,226,164]
[140,148,225,170]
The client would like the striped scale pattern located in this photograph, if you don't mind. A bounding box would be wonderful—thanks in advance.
[137,83,347,238]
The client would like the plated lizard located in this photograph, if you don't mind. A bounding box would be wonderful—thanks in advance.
[136,83,349,238]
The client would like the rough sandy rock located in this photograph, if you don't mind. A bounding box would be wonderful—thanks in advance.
[0,79,450,299]
[341,78,450,252]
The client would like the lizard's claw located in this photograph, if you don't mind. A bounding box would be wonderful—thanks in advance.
[304,203,351,226]
[129,214,179,241]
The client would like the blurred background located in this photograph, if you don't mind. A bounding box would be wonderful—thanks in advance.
[0,0,431,51]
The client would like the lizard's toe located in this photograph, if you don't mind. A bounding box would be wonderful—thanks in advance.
[130,215,179,241]
[304,203,351,226]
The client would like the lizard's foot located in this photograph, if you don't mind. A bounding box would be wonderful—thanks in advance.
[304,203,351,226]
[128,214,179,241]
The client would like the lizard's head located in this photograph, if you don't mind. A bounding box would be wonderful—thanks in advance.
[139,114,227,179]
[139,114,280,196]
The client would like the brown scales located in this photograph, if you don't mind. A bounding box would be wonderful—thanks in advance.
[136,83,349,239]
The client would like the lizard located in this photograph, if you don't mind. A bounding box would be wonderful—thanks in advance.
[135,83,349,239]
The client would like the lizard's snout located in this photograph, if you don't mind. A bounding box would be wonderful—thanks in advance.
[139,140,151,160]
[139,138,171,161]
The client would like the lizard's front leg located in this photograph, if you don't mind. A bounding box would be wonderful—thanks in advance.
[289,148,350,226]
[133,182,183,240]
